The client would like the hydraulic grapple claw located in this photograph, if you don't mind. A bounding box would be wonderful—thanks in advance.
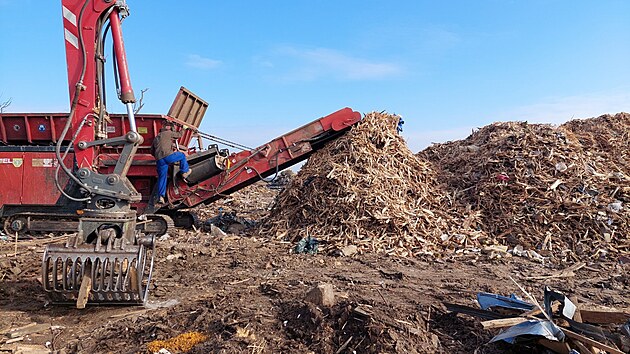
[42,240,155,306]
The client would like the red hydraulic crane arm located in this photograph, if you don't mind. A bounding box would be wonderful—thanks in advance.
[166,108,362,208]
[61,0,136,169]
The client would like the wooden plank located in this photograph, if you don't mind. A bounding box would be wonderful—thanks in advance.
[2,323,36,336]
[109,309,149,319]
[129,267,139,293]
[538,338,570,354]
[580,309,630,325]
[77,264,92,309]
[570,339,595,354]
[11,345,51,354]
[481,317,528,329]
[525,262,585,280]
[5,336,24,344]
[8,324,50,338]
[570,297,598,354]
[570,296,583,322]
[562,328,624,354]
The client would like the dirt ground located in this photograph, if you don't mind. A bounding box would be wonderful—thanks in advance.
[1,184,629,354]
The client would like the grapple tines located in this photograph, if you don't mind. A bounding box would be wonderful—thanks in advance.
[42,242,154,305]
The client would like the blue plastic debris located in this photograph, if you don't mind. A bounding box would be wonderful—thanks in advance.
[294,236,319,255]
[490,319,565,344]
[477,292,535,312]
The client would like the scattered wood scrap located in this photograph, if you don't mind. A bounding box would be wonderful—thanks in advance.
[481,317,529,329]
[3,323,50,339]
[580,309,630,325]
[563,328,624,354]
[525,262,586,280]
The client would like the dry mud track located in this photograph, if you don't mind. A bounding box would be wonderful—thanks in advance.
[1,234,628,353]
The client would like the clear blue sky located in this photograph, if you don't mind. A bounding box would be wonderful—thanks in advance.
[1,1,629,152]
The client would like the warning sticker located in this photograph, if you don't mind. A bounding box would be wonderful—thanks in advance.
[32,158,57,168]
[0,157,23,168]
[106,126,116,133]
[138,127,148,134]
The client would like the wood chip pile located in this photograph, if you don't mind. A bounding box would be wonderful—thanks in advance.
[420,113,630,261]
[261,112,481,257]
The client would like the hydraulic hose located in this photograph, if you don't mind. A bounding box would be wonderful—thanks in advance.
[54,114,92,202]
[96,9,114,121]
[53,0,94,201]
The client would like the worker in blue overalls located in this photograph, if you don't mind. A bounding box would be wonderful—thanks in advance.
[151,121,191,204]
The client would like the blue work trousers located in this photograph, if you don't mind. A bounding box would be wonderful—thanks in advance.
[156,152,190,197]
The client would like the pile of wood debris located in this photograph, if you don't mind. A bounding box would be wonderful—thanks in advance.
[420,113,630,261]
[260,111,629,261]
[261,112,481,257]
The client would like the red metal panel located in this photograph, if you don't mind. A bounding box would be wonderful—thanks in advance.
[28,115,55,142]
[129,177,154,211]
[51,115,70,143]
[129,115,161,150]
[2,116,28,142]
[0,152,25,205]
[21,152,72,205]
[0,113,199,148]
[0,114,71,144]
[96,153,157,175]
[105,113,124,139]
[0,149,152,208]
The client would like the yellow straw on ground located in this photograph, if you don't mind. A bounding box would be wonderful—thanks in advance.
[146,331,208,353]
